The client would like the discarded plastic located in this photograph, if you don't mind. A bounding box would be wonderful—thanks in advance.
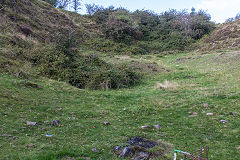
[45,134,53,137]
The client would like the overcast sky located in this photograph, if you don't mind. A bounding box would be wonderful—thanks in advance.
[79,0,240,23]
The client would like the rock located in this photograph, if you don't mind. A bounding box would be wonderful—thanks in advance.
[92,148,99,153]
[236,146,240,150]
[232,112,237,116]
[203,103,209,108]
[134,152,151,160]
[220,119,228,123]
[26,121,37,126]
[188,112,198,117]
[51,120,60,126]
[0,134,11,137]
[113,146,122,155]
[141,125,151,130]
[128,137,157,148]
[113,146,121,152]
[26,121,41,126]
[104,121,110,125]
[26,143,35,149]
[154,124,161,130]
[119,147,133,158]
[206,113,213,116]
[24,81,41,88]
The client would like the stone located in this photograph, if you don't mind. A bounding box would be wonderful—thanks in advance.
[26,143,35,149]
[113,146,121,152]
[119,147,133,158]
[141,125,151,130]
[220,119,228,123]
[113,146,122,155]
[0,134,11,137]
[134,152,151,160]
[203,103,209,108]
[26,121,41,126]
[232,112,237,116]
[236,146,240,150]
[128,137,157,148]
[188,112,198,117]
[92,148,99,153]
[154,124,161,130]
[51,120,60,126]
[26,121,37,126]
[206,113,213,116]
[104,121,110,125]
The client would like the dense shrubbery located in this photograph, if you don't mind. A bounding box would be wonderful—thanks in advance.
[24,43,142,90]
[86,5,215,53]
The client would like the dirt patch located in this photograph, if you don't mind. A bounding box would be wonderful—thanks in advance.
[113,137,172,159]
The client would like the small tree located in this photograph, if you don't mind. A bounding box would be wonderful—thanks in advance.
[56,0,71,9]
[85,3,100,16]
[72,0,81,12]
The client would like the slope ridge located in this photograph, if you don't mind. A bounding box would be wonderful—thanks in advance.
[198,19,240,51]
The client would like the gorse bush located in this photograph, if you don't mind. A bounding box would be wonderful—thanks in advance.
[87,6,215,53]
[24,43,142,90]
[69,56,142,89]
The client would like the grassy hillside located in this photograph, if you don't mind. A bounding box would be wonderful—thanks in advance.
[1,0,161,90]
[1,51,240,159]
[1,0,240,159]
[197,19,240,51]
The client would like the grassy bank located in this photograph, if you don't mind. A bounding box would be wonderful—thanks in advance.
[1,50,240,159]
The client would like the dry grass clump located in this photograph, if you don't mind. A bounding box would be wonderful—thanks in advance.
[155,80,178,90]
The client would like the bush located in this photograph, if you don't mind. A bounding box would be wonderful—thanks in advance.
[24,43,142,90]
[69,57,142,89]
[89,7,216,53]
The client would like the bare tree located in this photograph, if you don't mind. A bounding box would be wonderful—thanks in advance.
[56,0,71,9]
[72,0,81,12]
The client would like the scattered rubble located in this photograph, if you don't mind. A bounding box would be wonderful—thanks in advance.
[113,137,163,159]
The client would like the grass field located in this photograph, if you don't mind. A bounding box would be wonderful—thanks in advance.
[1,50,240,159]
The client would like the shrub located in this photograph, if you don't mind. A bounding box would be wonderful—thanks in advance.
[24,44,142,90]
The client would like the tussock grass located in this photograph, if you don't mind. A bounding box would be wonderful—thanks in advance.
[155,80,178,90]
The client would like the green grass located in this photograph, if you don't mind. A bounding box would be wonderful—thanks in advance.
[1,51,240,159]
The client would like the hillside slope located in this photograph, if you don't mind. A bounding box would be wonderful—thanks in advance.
[198,19,240,51]
[0,0,99,44]
[1,0,159,90]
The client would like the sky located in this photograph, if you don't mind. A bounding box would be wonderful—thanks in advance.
[79,0,240,23]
